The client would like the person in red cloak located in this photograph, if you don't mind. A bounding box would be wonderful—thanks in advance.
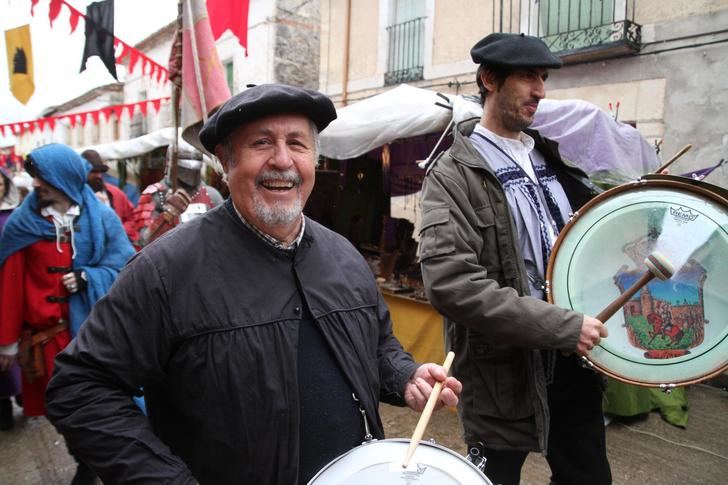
[0,143,134,485]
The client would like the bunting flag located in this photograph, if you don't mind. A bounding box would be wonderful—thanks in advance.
[0,97,169,139]
[4,24,35,105]
[179,0,231,152]
[207,0,250,53]
[29,0,169,85]
[80,0,117,80]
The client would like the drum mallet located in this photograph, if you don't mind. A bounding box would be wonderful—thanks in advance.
[653,144,692,174]
[596,251,675,324]
[401,351,455,468]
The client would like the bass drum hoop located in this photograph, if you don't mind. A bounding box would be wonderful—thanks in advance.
[546,176,728,387]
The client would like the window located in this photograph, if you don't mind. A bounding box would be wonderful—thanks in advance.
[224,60,234,94]
[517,0,639,60]
[385,0,426,85]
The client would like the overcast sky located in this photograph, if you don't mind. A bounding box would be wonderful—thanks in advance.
[0,0,178,145]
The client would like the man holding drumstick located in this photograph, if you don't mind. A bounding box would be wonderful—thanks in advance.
[419,33,610,485]
[46,84,461,485]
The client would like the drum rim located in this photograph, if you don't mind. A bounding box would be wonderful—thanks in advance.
[308,438,489,483]
[546,177,728,387]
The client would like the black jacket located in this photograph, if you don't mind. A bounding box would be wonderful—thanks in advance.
[47,200,418,484]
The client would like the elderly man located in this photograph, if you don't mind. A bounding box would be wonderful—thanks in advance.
[0,144,134,484]
[46,84,461,485]
[419,34,611,485]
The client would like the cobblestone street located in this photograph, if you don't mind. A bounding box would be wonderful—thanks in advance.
[1,384,726,484]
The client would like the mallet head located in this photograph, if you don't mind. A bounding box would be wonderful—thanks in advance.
[644,251,675,281]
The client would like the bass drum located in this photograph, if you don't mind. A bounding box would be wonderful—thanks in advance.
[546,175,728,387]
[308,439,492,484]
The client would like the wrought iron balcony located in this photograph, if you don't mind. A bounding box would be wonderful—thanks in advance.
[492,0,641,63]
[385,16,426,85]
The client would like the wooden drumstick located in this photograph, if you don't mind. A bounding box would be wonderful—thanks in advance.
[401,351,455,469]
[654,144,692,174]
[596,251,675,324]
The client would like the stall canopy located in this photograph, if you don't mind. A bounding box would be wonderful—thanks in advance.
[320,85,661,185]
[78,127,220,172]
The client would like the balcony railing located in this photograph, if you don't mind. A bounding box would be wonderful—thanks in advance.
[385,16,426,85]
[492,0,641,63]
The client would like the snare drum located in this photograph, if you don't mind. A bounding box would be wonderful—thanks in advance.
[547,175,728,387]
[308,439,492,484]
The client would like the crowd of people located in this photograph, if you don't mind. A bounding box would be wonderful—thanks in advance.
[0,33,620,485]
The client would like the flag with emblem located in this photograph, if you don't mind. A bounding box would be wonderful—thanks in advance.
[5,24,35,105]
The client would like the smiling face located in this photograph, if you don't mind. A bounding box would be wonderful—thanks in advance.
[481,67,549,139]
[216,113,317,243]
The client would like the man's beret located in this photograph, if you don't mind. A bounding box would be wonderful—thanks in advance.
[471,33,562,69]
[199,84,337,152]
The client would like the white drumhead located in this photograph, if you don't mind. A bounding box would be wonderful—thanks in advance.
[308,439,492,484]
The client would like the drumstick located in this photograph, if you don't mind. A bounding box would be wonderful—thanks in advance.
[596,251,675,324]
[654,144,692,174]
[401,351,455,468]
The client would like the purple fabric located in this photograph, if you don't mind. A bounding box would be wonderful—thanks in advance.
[0,364,21,398]
[369,133,452,197]
[0,210,12,234]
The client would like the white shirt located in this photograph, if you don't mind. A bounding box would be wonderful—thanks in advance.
[474,124,537,182]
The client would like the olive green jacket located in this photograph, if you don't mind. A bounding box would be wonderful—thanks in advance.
[418,118,600,452]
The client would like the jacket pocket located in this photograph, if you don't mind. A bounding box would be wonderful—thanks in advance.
[468,340,533,420]
[417,206,455,261]
[474,205,502,274]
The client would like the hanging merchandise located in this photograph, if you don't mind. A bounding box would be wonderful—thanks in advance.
[4,24,35,104]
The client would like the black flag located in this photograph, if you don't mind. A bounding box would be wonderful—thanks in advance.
[80,0,117,80]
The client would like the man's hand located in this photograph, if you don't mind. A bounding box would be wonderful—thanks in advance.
[163,189,192,220]
[62,272,79,294]
[0,354,16,372]
[576,315,609,356]
[404,363,462,412]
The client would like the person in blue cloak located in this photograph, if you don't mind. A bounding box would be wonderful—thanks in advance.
[0,143,134,485]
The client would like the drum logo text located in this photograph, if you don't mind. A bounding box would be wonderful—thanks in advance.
[670,206,699,225]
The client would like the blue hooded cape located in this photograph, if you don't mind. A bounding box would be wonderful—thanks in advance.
[0,144,135,336]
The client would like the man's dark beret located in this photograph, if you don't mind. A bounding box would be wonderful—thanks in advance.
[199,84,337,153]
[471,33,563,69]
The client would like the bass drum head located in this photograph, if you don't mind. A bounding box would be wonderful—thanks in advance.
[547,177,728,387]
[308,439,492,484]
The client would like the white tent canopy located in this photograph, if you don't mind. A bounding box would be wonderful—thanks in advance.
[320,85,451,160]
[78,127,219,171]
[320,84,661,184]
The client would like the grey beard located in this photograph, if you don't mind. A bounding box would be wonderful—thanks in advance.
[252,196,302,226]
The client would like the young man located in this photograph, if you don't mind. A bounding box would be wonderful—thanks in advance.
[0,143,134,484]
[46,84,461,485]
[419,33,611,485]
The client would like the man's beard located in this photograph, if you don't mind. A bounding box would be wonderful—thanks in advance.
[252,169,302,226]
[253,197,302,226]
[88,178,105,192]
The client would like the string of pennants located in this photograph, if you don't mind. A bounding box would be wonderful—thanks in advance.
[30,0,169,84]
[0,96,170,138]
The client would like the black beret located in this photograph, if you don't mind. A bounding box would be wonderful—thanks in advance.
[471,33,562,69]
[200,83,337,152]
